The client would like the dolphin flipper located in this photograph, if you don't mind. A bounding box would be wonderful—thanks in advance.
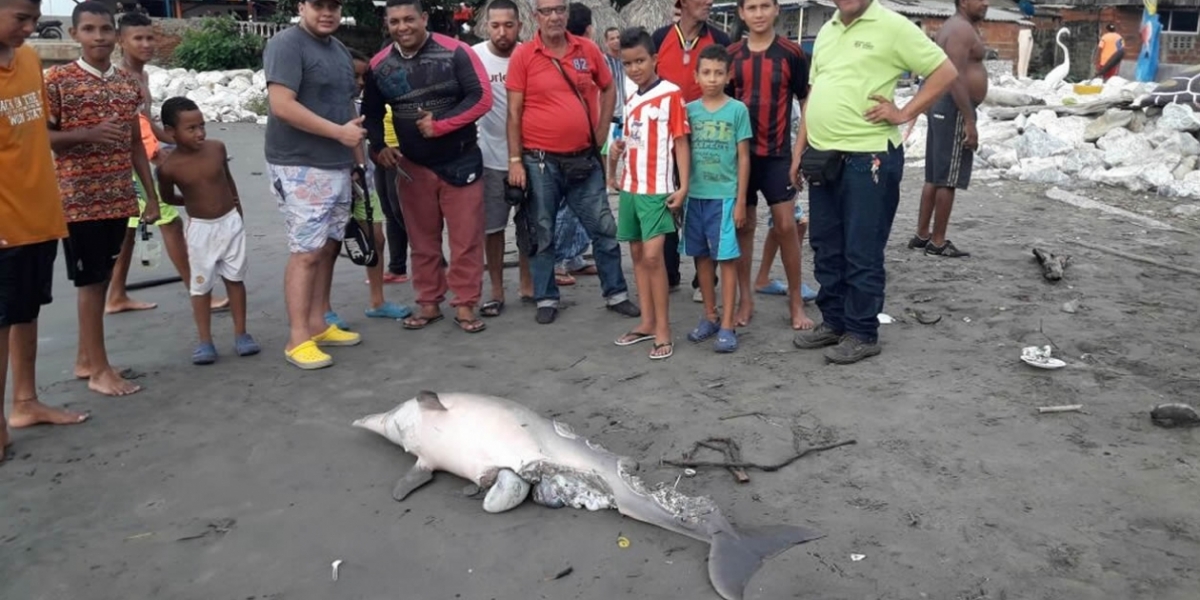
[707,525,824,600]
[393,464,434,501]
[482,468,530,513]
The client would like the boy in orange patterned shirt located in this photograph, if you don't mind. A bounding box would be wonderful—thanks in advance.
[45,1,160,397]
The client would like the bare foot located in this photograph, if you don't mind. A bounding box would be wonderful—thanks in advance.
[735,304,754,328]
[792,312,816,330]
[105,297,158,315]
[211,297,231,312]
[88,367,142,397]
[9,398,90,428]
[75,365,138,380]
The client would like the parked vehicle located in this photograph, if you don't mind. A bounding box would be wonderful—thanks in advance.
[37,19,64,39]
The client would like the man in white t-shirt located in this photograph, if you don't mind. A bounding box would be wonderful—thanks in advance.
[473,0,530,318]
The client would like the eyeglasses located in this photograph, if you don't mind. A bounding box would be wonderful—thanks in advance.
[535,5,567,16]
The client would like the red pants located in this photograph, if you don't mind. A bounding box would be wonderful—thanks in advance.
[396,157,484,308]
[1101,65,1119,81]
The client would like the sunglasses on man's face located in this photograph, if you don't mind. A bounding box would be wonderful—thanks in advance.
[536,5,567,16]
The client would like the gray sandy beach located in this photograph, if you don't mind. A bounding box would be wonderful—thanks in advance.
[2,124,1198,600]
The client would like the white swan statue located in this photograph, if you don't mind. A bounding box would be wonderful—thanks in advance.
[1044,28,1071,89]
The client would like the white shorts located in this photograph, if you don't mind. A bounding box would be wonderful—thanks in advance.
[186,209,247,296]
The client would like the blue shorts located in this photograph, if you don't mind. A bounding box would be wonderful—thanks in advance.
[680,198,740,261]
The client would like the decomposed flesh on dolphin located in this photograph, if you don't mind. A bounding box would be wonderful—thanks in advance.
[352,391,823,600]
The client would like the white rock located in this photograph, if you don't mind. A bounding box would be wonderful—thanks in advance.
[1156,131,1200,157]
[1017,157,1069,185]
[979,122,1019,146]
[1026,109,1059,131]
[1083,109,1133,142]
[1174,155,1197,179]
[988,148,1019,169]
[1060,148,1105,174]
[1043,115,1088,148]
[1095,165,1151,192]
[196,71,230,87]
[227,76,253,92]
[1171,203,1200,216]
[167,68,188,78]
[1015,126,1072,159]
[1096,126,1134,150]
[1139,163,1176,190]
[252,70,267,88]
[1079,165,1108,184]
[986,87,1043,107]
[164,77,188,98]
[256,115,269,125]
[1159,103,1200,132]
[185,87,213,103]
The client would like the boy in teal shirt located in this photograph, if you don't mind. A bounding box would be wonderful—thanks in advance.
[682,45,752,353]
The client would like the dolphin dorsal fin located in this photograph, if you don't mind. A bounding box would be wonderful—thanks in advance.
[417,390,447,411]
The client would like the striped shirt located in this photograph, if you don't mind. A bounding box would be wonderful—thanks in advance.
[620,79,690,195]
[727,35,810,158]
[604,53,626,123]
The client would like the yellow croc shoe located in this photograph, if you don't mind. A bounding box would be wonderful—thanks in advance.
[285,340,333,370]
[313,324,362,347]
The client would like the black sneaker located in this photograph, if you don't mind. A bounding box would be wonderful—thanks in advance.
[536,306,558,324]
[907,235,930,249]
[793,323,843,349]
[824,334,882,364]
[607,299,641,318]
[925,239,971,258]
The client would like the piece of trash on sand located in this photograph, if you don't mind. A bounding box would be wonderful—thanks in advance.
[123,532,154,541]
[616,535,631,548]
[544,566,573,581]
[850,554,866,562]
[1037,404,1083,414]
[911,309,941,325]
[1061,299,1080,314]
[1150,403,1200,428]
[331,559,342,581]
[1032,247,1070,281]
[1021,345,1066,369]
[683,468,697,477]
[877,313,895,324]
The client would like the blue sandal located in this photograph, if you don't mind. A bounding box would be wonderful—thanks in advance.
[714,328,738,353]
[235,334,260,357]
[756,279,788,296]
[365,302,413,320]
[324,310,351,331]
[688,318,720,343]
[192,341,218,365]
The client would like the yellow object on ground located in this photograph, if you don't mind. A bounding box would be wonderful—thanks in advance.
[1073,84,1103,95]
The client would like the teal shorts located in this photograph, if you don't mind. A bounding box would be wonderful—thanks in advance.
[616,191,675,242]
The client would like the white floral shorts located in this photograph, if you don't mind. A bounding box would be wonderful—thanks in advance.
[267,163,353,254]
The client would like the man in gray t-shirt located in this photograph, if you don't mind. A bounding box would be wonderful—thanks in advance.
[263,0,367,370]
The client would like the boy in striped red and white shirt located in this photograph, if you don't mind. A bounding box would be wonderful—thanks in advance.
[608,27,690,361]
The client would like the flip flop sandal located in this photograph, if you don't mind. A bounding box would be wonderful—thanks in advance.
[455,317,487,333]
[555,273,577,286]
[480,300,505,318]
[571,265,598,276]
[614,331,654,346]
[520,295,535,304]
[755,279,788,296]
[649,342,674,360]
[402,314,444,330]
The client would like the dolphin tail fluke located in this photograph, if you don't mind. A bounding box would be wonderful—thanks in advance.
[707,525,824,600]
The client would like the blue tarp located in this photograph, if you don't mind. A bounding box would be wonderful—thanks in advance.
[1136,10,1161,83]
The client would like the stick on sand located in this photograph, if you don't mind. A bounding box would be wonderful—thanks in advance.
[1037,404,1083,414]
[1067,239,1200,277]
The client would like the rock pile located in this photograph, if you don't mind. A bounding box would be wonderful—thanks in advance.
[899,72,1200,201]
[146,65,268,125]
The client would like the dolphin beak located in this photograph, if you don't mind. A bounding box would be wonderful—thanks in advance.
[352,412,388,436]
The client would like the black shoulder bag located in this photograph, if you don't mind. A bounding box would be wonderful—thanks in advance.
[343,164,379,267]
[549,57,603,183]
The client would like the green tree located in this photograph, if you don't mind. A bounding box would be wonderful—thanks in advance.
[173,15,265,71]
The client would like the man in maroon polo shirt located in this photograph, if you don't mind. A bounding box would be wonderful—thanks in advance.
[651,0,731,297]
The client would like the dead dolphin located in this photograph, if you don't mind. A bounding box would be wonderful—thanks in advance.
[352,391,822,600]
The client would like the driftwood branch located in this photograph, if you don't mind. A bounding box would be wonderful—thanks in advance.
[987,98,1133,121]
[1067,239,1200,277]
[664,439,857,473]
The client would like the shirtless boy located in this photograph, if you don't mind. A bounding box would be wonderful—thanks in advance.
[156,97,259,365]
[908,0,988,258]
[107,11,228,314]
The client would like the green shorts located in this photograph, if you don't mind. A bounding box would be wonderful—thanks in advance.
[617,191,675,242]
[353,191,386,222]
[128,173,181,228]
